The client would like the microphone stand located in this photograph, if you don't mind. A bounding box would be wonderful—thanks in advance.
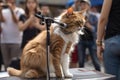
[35,14,54,80]
[35,13,67,80]
[45,17,53,80]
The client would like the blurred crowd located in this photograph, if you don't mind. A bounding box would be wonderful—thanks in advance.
[0,0,101,72]
[70,0,101,71]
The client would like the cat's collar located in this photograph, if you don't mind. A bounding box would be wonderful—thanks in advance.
[63,31,74,34]
[61,28,74,35]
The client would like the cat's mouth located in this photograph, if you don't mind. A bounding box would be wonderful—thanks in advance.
[77,27,85,35]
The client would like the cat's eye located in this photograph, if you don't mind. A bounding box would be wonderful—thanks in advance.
[76,20,83,25]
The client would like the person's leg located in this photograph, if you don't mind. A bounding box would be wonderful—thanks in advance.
[1,44,11,70]
[9,44,21,69]
[118,67,120,80]
[10,44,21,59]
[70,45,78,68]
[104,35,120,80]
[87,41,101,71]
[0,49,2,71]
[77,41,86,67]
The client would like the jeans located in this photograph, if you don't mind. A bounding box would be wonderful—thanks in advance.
[0,49,3,71]
[78,40,101,71]
[104,35,120,80]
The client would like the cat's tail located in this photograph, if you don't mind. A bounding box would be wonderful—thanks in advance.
[7,67,22,77]
[7,67,41,78]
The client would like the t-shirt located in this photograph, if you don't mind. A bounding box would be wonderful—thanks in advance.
[105,0,120,39]
[80,27,94,41]
[19,14,41,49]
[80,13,97,41]
[1,7,25,44]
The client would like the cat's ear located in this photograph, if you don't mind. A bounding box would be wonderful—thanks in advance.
[66,7,73,16]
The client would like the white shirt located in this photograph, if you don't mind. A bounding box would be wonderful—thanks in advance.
[1,7,25,44]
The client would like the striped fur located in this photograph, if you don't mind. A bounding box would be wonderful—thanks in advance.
[7,10,85,78]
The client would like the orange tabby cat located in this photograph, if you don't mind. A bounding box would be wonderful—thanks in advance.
[7,9,86,78]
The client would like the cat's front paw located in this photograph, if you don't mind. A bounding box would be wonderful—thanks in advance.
[50,73,56,77]
[56,73,63,78]
[64,72,73,78]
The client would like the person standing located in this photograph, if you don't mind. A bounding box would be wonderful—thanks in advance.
[77,0,101,71]
[0,0,24,70]
[97,0,120,79]
[0,22,2,71]
[18,0,45,49]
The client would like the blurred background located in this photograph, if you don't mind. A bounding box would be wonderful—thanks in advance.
[0,0,104,72]
[16,0,103,17]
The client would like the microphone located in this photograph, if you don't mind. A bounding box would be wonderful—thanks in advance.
[54,21,68,28]
[35,13,45,25]
[59,23,67,28]
[35,13,68,28]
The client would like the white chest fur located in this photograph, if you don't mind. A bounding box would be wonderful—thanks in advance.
[51,24,77,77]
[53,25,79,53]
[53,26,79,44]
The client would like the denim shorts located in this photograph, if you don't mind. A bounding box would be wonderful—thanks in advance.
[104,35,120,80]
[104,35,120,56]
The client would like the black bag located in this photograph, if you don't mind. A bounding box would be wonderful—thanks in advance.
[9,57,20,70]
